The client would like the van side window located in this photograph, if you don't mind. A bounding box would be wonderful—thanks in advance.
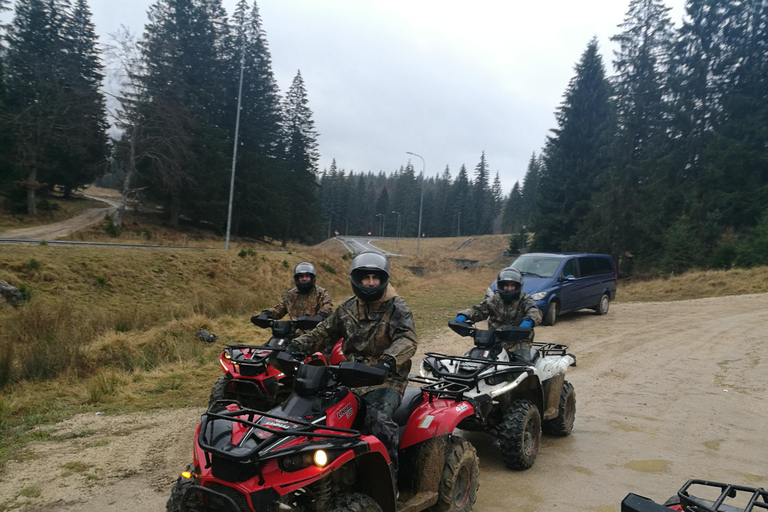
[595,257,613,275]
[578,257,598,277]
[561,258,578,278]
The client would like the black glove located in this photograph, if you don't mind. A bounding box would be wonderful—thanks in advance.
[251,311,273,328]
[372,359,393,374]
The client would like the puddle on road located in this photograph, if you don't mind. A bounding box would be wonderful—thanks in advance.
[703,439,723,451]
[623,459,668,472]
[611,421,646,433]
[741,473,765,483]
[572,465,595,475]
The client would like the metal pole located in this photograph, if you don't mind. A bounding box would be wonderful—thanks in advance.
[225,29,246,251]
[406,152,425,254]
[458,211,461,237]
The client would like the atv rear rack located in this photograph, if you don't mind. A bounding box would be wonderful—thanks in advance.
[677,480,768,512]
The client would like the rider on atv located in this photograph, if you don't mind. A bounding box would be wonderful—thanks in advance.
[290,252,418,473]
[454,268,542,363]
[258,262,334,332]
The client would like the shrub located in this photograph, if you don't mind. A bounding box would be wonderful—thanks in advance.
[37,199,59,211]
[39,240,48,246]
[238,250,248,258]
[141,229,152,240]
[95,275,107,287]
[320,262,337,274]
[104,214,122,237]
[282,260,289,268]
[26,258,42,271]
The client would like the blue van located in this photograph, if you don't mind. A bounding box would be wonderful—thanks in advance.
[486,253,617,326]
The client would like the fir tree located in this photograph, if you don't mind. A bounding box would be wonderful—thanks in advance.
[520,152,540,226]
[532,38,615,252]
[472,151,492,234]
[282,70,319,244]
[501,181,522,234]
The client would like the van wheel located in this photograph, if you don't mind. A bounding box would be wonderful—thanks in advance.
[498,400,541,470]
[542,381,575,436]
[432,436,479,512]
[543,302,559,326]
[595,294,610,315]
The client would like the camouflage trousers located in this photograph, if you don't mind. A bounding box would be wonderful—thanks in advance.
[361,388,402,467]
[503,341,533,364]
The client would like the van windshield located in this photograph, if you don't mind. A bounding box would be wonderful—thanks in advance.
[510,256,562,278]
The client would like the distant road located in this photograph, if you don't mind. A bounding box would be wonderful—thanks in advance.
[0,194,119,240]
[336,237,401,257]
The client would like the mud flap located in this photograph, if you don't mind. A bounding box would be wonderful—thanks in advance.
[542,374,565,420]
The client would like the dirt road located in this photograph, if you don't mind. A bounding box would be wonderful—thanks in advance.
[2,293,766,511]
[0,195,118,240]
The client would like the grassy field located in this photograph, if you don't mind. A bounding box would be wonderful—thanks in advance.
[0,193,105,232]
[2,227,768,469]
[371,234,511,264]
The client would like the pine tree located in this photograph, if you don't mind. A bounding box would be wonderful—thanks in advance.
[520,153,540,226]
[472,151,492,233]
[501,181,522,234]
[607,0,676,266]
[5,0,71,215]
[531,38,615,252]
[491,172,503,232]
[282,70,319,244]
[0,0,13,188]
[50,0,109,196]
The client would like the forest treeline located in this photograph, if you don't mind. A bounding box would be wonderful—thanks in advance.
[1,0,766,273]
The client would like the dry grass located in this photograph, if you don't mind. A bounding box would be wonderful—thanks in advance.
[0,193,105,232]
[371,234,511,264]
[617,266,768,303]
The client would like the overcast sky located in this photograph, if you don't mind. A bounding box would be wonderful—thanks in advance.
[7,0,688,192]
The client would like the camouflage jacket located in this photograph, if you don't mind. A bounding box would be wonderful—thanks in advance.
[292,285,418,394]
[264,286,334,321]
[458,292,542,349]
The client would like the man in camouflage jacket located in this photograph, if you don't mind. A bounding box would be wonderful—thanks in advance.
[261,263,334,333]
[291,252,417,470]
[456,268,542,360]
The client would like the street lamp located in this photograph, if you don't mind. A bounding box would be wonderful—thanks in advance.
[406,151,425,254]
[222,21,246,251]
[375,213,385,237]
[391,210,401,249]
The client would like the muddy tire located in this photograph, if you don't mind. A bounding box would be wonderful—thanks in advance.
[543,302,559,326]
[166,465,194,512]
[543,380,575,436]
[208,375,233,409]
[498,400,541,470]
[595,293,610,315]
[327,492,383,512]
[431,436,479,512]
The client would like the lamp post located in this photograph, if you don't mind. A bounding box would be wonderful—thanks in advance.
[375,213,385,237]
[391,210,401,249]
[406,151,425,254]
[222,22,246,251]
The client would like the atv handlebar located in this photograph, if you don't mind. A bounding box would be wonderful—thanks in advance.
[448,321,532,344]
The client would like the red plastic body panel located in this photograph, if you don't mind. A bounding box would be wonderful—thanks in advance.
[330,339,345,365]
[324,391,359,429]
[399,397,475,449]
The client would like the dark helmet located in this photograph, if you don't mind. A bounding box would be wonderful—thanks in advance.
[293,262,316,292]
[349,252,390,302]
[497,268,523,304]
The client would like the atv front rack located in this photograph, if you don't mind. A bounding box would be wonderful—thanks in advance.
[532,342,570,357]
[199,405,366,485]
[408,375,471,403]
[424,352,533,385]
[677,480,768,512]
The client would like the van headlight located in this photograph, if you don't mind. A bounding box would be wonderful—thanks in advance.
[531,292,547,300]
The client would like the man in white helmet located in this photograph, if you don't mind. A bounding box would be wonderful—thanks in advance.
[290,252,417,472]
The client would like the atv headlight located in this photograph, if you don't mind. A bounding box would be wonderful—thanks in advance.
[531,292,547,301]
[313,450,328,467]
[419,359,432,378]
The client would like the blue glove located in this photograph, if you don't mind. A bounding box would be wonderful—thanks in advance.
[454,314,468,323]
[519,318,533,328]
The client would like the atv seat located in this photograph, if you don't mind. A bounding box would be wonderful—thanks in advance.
[392,386,425,427]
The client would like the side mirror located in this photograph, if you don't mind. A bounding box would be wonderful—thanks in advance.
[562,275,576,282]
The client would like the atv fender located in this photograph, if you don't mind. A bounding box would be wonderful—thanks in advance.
[400,398,475,449]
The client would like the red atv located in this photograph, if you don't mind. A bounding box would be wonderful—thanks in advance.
[622,479,768,512]
[209,315,344,410]
[170,353,481,512]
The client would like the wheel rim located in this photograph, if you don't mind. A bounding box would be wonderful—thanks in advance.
[600,296,609,314]
[452,464,471,507]
[523,416,539,456]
